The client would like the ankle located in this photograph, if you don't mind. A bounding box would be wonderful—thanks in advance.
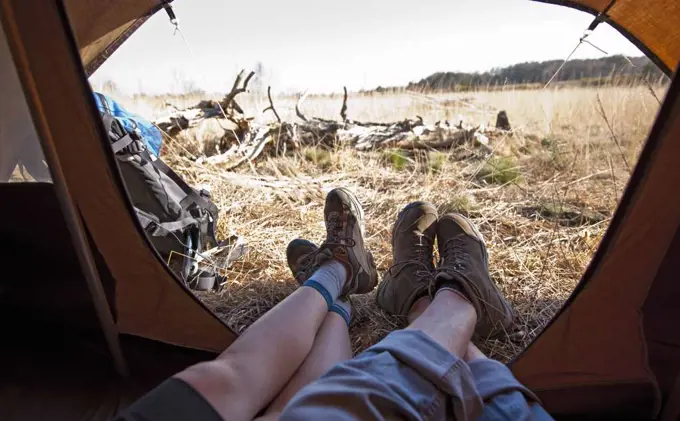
[406,289,477,356]
[330,297,352,326]
[302,260,348,309]
[435,286,473,306]
[407,296,432,323]
[431,272,472,302]
[433,289,477,323]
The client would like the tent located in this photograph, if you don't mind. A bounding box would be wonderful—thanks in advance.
[0,0,677,419]
[534,0,679,75]
[0,1,236,419]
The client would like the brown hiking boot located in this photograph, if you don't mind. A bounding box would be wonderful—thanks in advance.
[321,188,378,295]
[287,189,378,294]
[286,239,321,285]
[376,202,438,315]
[286,239,356,324]
[434,214,514,338]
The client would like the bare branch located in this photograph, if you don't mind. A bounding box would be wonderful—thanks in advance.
[296,90,310,122]
[230,70,245,93]
[243,71,255,89]
[263,86,281,123]
[340,86,348,122]
[222,70,256,114]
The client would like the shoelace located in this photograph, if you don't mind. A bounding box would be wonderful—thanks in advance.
[294,208,356,283]
[435,236,492,315]
[295,258,317,283]
[436,237,469,273]
[294,247,333,283]
[387,260,434,284]
[386,233,435,284]
[324,209,357,248]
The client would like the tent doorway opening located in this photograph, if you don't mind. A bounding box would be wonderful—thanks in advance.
[84,0,670,361]
[1,0,679,419]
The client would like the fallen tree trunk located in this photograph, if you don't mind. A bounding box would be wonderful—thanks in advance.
[155,73,501,170]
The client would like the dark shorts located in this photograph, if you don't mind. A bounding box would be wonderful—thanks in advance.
[115,378,221,421]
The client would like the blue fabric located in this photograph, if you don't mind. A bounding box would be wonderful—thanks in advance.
[478,391,553,421]
[117,328,554,421]
[281,330,555,421]
[93,92,163,157]
[329,303,351,326]
[303,279,334,309]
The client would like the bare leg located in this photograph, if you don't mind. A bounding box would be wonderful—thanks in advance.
[175,286,329,421]
[120,188,376,421]
[254,312,352,421]
[406,290,477,357]
[410,294,486,363]
[407,296,432,324]
[464,342,488,362]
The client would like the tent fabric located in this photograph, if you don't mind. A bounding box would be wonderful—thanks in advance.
[1,0,236,352]
[532,0,679,75]
[0,325,216,421]
[511,69,680,418]
[63,0,168,75]
[0,21,50,182]
[3,0,680,419]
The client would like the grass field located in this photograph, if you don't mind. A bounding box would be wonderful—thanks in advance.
[111,83,666,361]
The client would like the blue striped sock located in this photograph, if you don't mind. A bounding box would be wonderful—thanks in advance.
[303,279,334,309]
[301,261,347,309]
[330,298,352,326]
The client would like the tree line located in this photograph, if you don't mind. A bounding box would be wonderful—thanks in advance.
[404,56,666,92]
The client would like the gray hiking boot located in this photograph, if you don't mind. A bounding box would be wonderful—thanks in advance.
[322,188,378,295]
[286,189,378,295]
[376,202,439,315]
[434,213,514,338]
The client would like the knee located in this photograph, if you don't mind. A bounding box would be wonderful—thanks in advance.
[174,360,255,420]
[175,360,241,396]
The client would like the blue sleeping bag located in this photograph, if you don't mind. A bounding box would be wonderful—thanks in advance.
[93,92,163,157]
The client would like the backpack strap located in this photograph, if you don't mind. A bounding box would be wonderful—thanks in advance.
[153,217,200,235]
[137,149,220,248]
[111,134,136,154]
[136,208,199,237]
[140,149,218,216]
[96,92,112,114]
[102,111,145,155]
[99,105,211,215]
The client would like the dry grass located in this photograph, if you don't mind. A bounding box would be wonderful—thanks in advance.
[112,83,666,361]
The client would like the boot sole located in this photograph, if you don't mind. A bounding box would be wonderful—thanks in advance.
[331,187,365,236]
[328,188,376,294]
[286,239,320,285]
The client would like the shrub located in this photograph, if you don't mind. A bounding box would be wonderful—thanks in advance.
[303,147,333,170]
[477,156,521,184]
[427,151,447,173]
[382,149,410,171]
[442,193,477,216]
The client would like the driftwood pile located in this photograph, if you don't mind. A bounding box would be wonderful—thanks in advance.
[156,71,510,170]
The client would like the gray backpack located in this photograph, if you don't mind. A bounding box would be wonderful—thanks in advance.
[100,106,222,291]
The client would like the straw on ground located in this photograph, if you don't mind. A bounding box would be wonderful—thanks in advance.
[110,83,665,361]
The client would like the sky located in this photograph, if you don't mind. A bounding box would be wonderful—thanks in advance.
[89,0,644,94]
